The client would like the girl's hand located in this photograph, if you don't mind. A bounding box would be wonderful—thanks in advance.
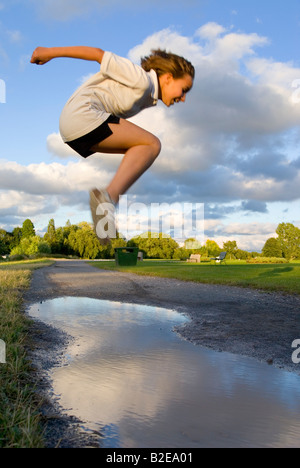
[30,47,53,65]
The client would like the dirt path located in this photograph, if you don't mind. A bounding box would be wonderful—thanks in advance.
[24,259,300,447]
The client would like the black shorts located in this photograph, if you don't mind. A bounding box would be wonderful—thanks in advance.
[66,115,120,158]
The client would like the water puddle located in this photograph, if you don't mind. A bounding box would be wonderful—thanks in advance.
[28,297,300,448]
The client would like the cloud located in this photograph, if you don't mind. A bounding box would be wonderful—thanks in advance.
[48,25,300,208]
[241,200,268,213]
[0,158,114,196]
[124,26,300,208]
[47,133,79,159]
[204,220,277,252]
[0,156,117,231]
[5,23,300,250]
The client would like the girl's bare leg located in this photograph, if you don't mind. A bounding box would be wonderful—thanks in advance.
[90,118,161,204]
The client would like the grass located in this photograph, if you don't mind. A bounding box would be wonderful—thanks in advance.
[0,259,53,448]
[90,259,300,295]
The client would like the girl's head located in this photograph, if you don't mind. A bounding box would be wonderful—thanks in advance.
[141,49,195,107]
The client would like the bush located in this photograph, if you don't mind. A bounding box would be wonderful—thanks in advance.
[246,257,289,264]
[199,256,211,263]
[10,236,51,257]
[8,254,28,262]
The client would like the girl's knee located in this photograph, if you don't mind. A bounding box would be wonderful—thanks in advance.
[150,136,161,159]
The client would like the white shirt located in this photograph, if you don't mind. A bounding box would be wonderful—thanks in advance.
[59,51,159,142]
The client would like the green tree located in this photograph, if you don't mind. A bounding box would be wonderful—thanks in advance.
[67,222,101,259]
[262,237,282,258]
[235,249,251,260]
[11,236,51,256]
[44,219,59,253]
[22,219,35,239]
[184,238,202,251]
[0,229,12,256]
[173,247,190,260]
[128,232,179,259]
[223,240,238,259]
[10,227,22,250]
[276,223,300,260]
[55,221,76,255]
[205,239,221,257]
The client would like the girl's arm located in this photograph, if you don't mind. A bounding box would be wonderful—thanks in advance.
[30,46,104,65]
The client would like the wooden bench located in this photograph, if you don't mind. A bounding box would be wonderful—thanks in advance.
[187,254,201,263]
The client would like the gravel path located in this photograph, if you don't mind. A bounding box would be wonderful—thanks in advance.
[24,259,300,447]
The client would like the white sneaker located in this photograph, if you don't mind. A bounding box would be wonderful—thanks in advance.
[89,189,116,245]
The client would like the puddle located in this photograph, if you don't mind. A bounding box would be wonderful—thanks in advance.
[28,297,300,448]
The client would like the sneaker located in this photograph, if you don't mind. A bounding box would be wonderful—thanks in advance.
[89,189,116,245]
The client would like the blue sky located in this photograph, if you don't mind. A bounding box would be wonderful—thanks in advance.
[1,0,300,251]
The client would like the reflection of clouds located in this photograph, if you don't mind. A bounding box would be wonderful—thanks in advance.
[29,297,300,448]
[53,348,196,429]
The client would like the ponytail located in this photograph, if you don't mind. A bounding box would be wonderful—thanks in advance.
[141,49,195,79]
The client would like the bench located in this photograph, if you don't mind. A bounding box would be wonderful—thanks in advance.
[210,251,227,265]
[187,254,201,263]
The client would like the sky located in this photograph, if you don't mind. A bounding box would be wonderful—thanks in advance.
[1,0,300,251]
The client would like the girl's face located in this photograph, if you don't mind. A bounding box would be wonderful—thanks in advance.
[159,73,193,107]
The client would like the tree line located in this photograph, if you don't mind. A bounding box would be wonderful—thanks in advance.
[0,219,299,261]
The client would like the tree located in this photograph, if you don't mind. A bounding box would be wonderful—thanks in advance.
[262,238,282,258]
[205,240,221,257]
[276,223,300,260]
[184,238,202,251]
[173,247,190,260]
[67,222,101,259]
[44,219,59,252]
[128,232,179,259]
[235,249,251,260]
[0,229,12,256]
[223,240,238,259]
[11,236,51,256]
[10,227,22,250]
[55,221,76,255]
[22,219,35,239]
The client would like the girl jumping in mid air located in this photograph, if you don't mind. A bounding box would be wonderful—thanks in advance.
[31,46,195,244]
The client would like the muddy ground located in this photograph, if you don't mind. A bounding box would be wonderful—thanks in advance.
[23,260,300,448]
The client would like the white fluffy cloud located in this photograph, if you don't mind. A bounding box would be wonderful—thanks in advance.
[4,24,300,249]
[127,26,300,209]
[46,25,300,208]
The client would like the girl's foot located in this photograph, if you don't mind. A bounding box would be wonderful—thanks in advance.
[89,189,116,245]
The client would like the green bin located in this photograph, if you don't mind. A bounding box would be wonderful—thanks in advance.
[115,247,139,266]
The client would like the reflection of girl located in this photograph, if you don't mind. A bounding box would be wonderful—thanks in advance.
[31,46,195,243]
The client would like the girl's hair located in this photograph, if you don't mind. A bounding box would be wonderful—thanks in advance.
[141,49,195,79]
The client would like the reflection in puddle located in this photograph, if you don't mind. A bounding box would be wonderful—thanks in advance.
[28,297,300,448]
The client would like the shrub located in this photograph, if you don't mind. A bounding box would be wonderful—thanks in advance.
[10,236,51,257]
[246,257,289,264]
[9,254,29,262]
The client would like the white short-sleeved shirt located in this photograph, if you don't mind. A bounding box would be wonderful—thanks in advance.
[59,51,159,142]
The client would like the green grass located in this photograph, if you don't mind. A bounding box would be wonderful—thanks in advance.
[90,259,300,295]
[0,260,53,448]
